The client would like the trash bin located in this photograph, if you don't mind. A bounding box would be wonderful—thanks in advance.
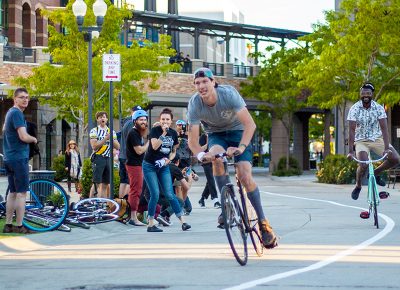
[29,170,56,203]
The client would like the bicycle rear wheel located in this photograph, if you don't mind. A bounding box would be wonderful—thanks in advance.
[371,185,379,229]
[23,179,69,232]
[241,193,263,257]
[221,185,248,266]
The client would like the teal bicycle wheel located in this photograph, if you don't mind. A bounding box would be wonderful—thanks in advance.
[23,179,69,232]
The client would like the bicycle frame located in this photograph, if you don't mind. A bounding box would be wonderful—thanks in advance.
[352,153,387,229]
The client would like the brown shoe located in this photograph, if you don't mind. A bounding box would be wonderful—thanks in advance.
[259,219,278,249]
[2,224,14,233]
[13,225,34,234]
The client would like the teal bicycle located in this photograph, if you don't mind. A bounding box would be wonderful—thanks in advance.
[352,154,388,229]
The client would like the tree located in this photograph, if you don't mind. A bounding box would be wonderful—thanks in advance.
[14,1,177,151]
[241,47,310,170]
[298,0,400,152]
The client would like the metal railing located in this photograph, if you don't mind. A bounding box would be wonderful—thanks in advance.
[3,46,36,63]
[233,65,253,78]
[203,62,224,76]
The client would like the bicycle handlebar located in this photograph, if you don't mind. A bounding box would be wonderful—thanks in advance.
[352,153,388,164]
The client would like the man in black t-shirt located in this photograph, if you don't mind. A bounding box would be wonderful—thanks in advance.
[125,109,149,226]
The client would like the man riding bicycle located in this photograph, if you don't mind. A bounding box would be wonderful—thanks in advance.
[187,67,277,249]
[347,82,400,200]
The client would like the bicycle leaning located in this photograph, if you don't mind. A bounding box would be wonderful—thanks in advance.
[215,153,273,266]
[352,153,388,229]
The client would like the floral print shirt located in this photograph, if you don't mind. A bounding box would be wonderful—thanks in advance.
[347,100,387,142]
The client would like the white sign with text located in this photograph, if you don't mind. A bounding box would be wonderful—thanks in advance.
[102,54,121,82]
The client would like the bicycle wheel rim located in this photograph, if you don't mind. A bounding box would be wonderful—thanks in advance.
[242,194,264,257]
[24,179,69,232]
[73,198,120,215]
[221,185,248,266]
[372,186,379,229]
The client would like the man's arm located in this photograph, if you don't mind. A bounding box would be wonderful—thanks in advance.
[90,136,107,151]
[347,120,356,159]
[378,118,390,151]
[113,138,120,150]
[17,127,37,144]
[235,107,256,151]
[188,124,202,155]
[133,140,149,155]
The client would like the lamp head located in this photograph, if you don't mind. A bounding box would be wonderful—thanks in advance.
[93,0,107,17]
[72,0,87,17]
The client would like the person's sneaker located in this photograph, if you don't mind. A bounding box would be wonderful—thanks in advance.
[217,213,224,229]
[198,197,205,208]
[259,219,278,249]
[214,201,221,208]
[182,223,191,231]
[379,191,390,199]
[352,187,362,200]
[375,175,386,187]
[147,225,163,232]
[2,224,14,233]
[156,216,171,227]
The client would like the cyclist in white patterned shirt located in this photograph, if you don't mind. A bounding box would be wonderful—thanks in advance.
[90,111,120,198]
[347,83,400,200]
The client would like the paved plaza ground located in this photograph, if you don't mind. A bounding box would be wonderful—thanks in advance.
[0,170,399,290]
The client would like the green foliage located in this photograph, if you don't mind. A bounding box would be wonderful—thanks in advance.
[272,156,302,176]
[14,1,176,126]
[309,114,325,142]
[316,154,357,184]
[250,111,272,141]
[299,0,400,109]
[80,158,120,199]
[51,155,68,182]
[47,192,66,208]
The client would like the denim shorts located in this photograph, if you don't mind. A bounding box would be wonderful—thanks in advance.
[5,158,30,193]
[208,130,252,163]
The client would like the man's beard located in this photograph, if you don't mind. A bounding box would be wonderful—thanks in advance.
[135,122,147,135]
[362,97,372,105]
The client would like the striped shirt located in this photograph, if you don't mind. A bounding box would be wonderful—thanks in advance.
[89,126,117,157]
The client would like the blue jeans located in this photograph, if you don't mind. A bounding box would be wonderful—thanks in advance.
[208,130,253,163]
[142,160,183,219]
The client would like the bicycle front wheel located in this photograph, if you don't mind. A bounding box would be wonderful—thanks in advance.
[72,198,120,224]
[221,185,248,266]
[242,193,263,257]
[371,185,379,229]
[24,179,69,232]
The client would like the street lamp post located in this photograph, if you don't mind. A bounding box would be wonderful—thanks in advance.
[72,0,107,157]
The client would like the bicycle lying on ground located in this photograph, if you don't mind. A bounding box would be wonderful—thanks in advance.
[352,154,388,229]
[214,153,265,266]
[1,178,120,232]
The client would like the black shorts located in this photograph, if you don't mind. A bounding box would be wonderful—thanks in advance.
[119,158,129,184]
[92,155,110,184]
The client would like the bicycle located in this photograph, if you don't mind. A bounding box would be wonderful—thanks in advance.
[69,197,120,224]
[214,153,265,266]
[352,153,388,229]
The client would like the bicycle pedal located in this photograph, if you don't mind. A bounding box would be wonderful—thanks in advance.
[360,211,370,219]
[379,191,390,199]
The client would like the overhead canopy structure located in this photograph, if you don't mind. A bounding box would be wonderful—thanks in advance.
[130,10,309,63]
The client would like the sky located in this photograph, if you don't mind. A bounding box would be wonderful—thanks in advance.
[128,0,336,33]
[233,0,335,32]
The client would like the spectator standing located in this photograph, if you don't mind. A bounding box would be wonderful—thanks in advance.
[142,108,191,232]
[118,105,143,198]
[89,111,120,198]
[125,109,149,226]
[175,119,191,169]
[64,140,82,193]
[2,88,37,234]
[198,133,219,208]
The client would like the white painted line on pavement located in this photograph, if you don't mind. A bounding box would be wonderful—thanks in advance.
[222,191,395,290]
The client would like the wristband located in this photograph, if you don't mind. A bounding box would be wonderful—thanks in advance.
[197,151,206,162]
[239,143,247,149]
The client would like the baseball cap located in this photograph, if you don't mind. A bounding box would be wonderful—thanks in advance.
[132,105,143,111]
[193,67,214,80]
